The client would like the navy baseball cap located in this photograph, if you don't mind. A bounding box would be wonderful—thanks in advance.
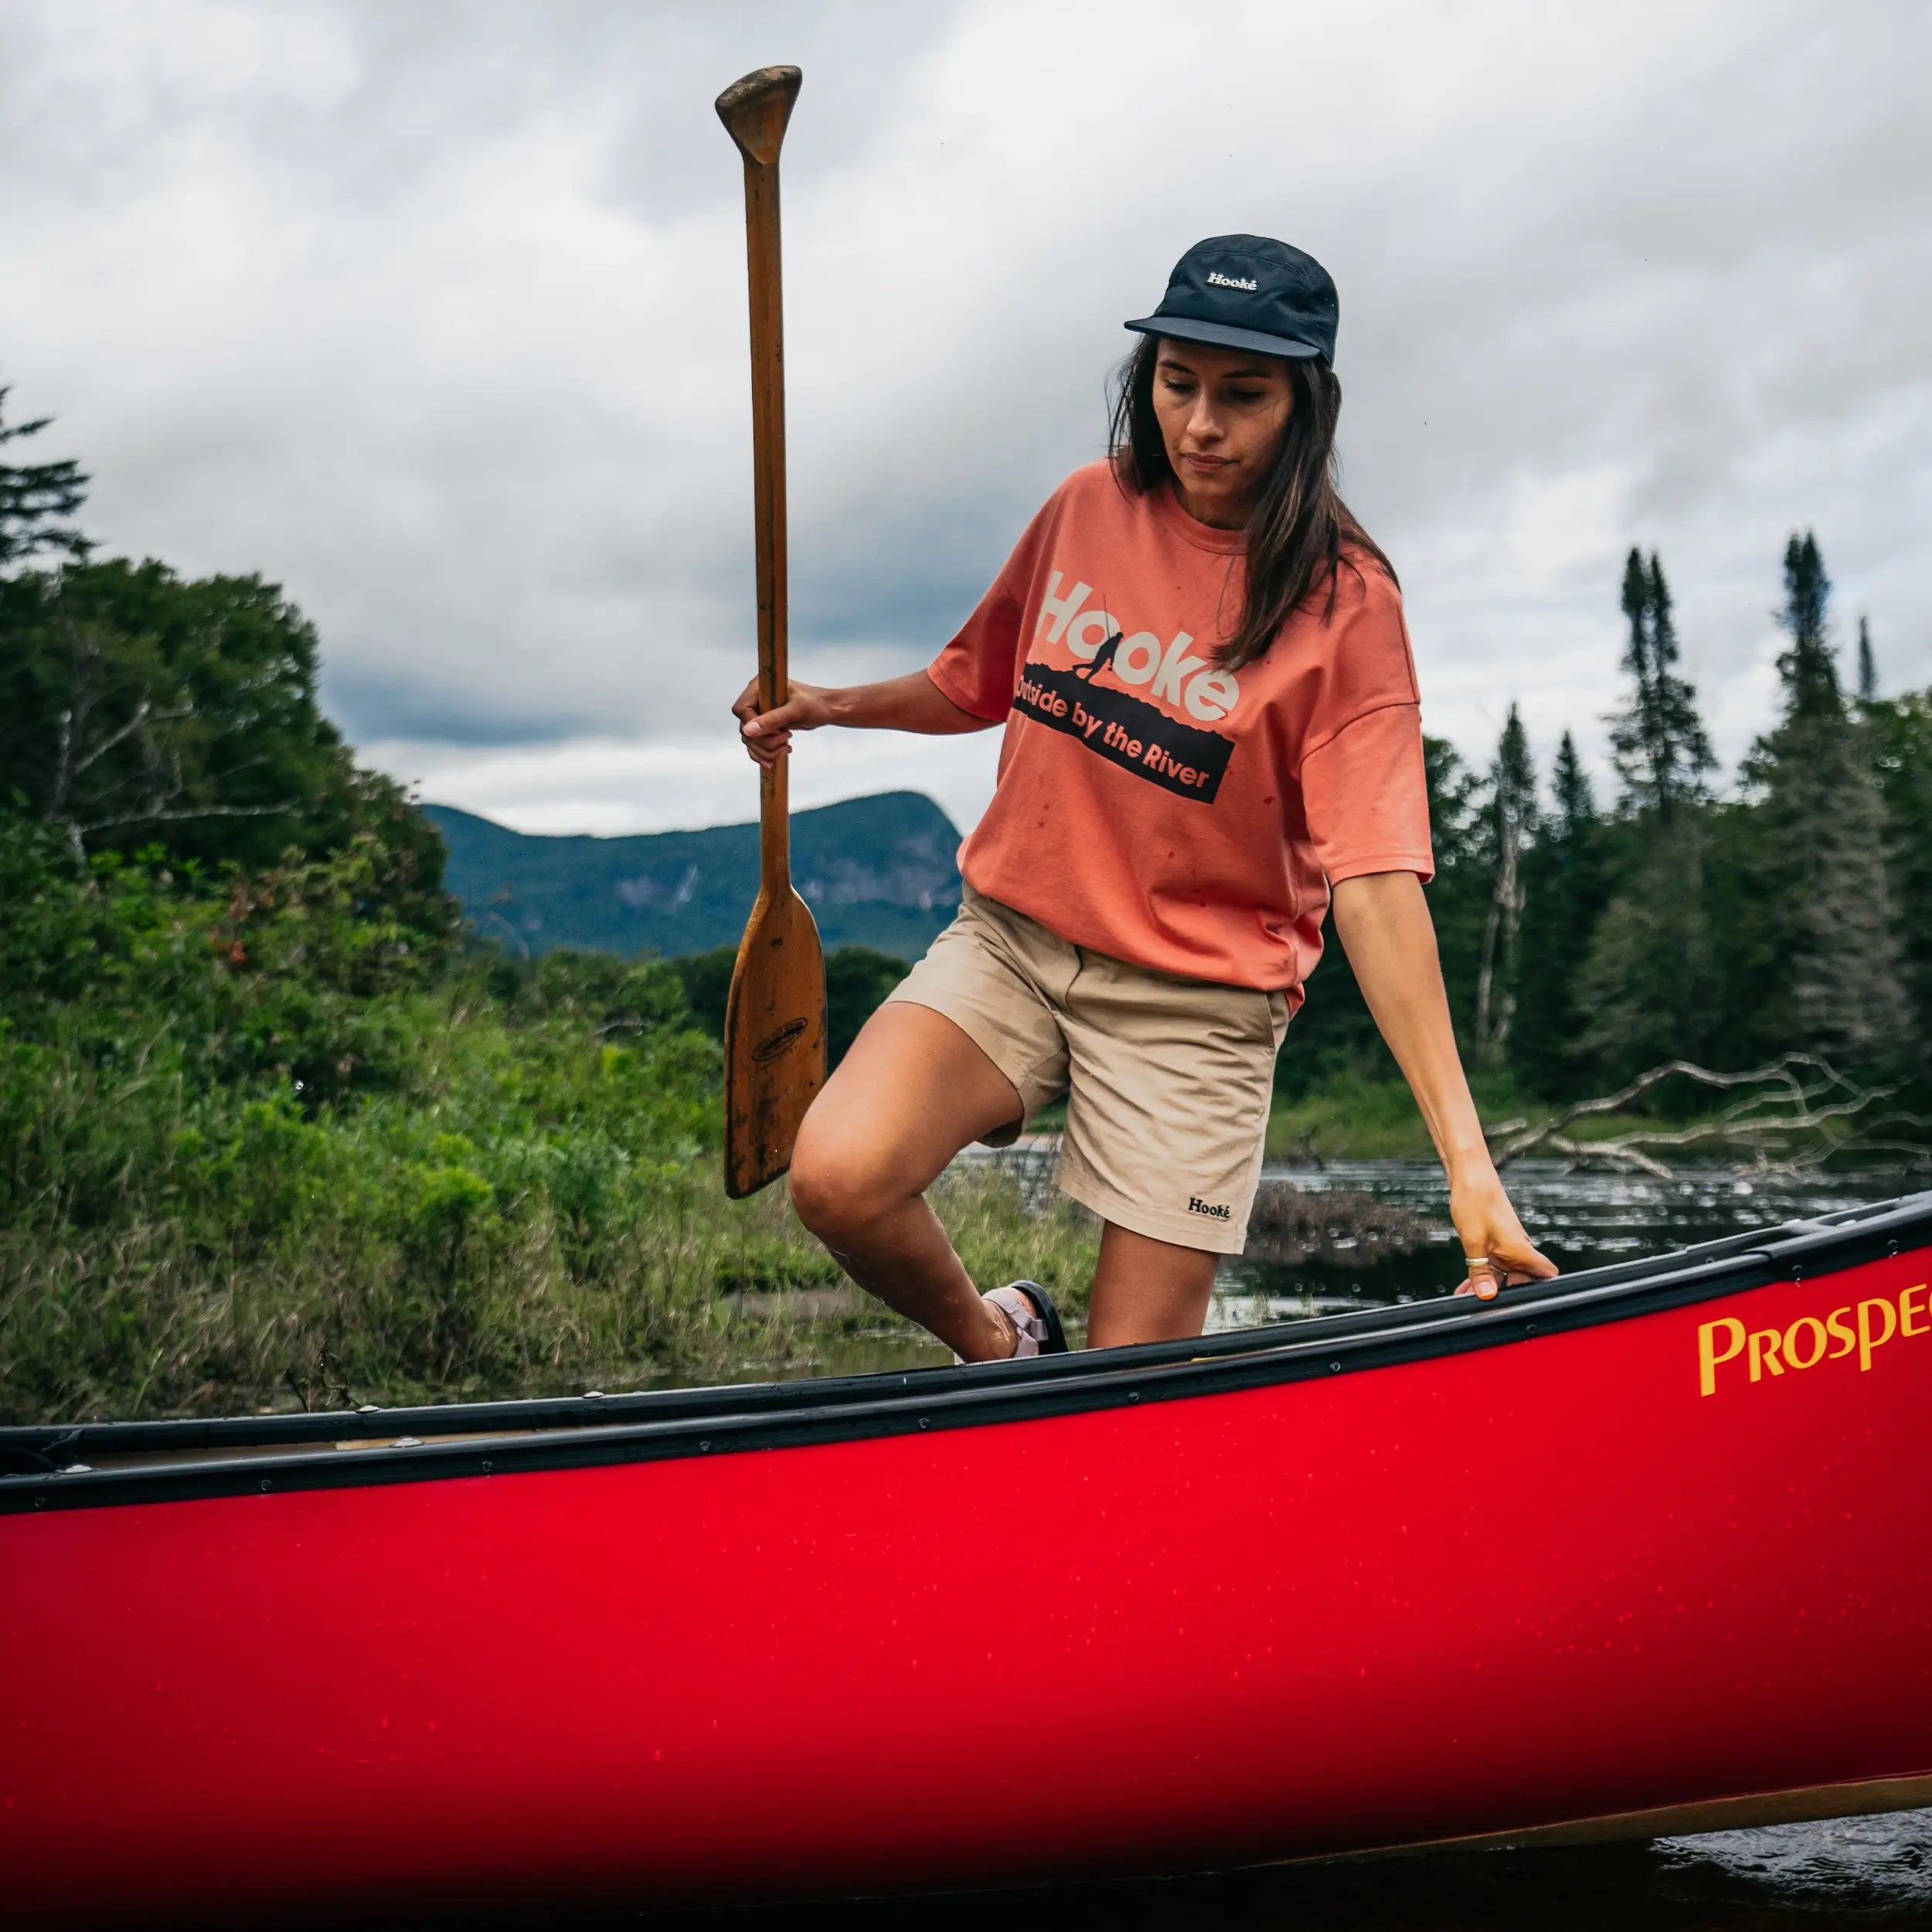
[1125,235,1338,362]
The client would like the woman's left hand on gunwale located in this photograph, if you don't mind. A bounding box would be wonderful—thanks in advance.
[1449,1169,1558,1300]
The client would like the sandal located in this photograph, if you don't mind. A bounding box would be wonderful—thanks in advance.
[985,1281,1069,1357]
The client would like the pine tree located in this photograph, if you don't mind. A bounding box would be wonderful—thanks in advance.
[1580,551,1723,1075]
[0,387,90,570]
[1475,704,1536,1064]
[1865,694,1932,1066]
[1273,736,1489,1094]
[1551,731,1595,837]
[1575,816,1721,1077]
[1857,615,1878,703]
[1776,532,1838,716]
[1607,549,1714,821]
[1512,731,1611,1095]
[1740,533,1913,1070]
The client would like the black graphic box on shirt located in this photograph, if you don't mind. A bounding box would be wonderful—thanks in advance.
[1012,569,1240,804]
[1013,664,1233,802]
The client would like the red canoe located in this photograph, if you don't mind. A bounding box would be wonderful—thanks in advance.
[3,1194,1930,1927]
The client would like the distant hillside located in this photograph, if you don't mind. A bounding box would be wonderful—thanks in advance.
[425,791,963,960]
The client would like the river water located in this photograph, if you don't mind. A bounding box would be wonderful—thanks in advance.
[634,1161,1929,1931]
[1216,1158,1913,1317]
[612,1811,1932,1929]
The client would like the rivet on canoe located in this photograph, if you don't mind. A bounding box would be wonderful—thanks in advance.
[1330,1362,1342,1372]
[918,1417,930,1430]
[480,1461,493,1475]
[1127,1391,1140,1403]
[259,1478,271,1492]
[1526,1323,1537,1335]
[699,1440,710,1451]
[33,1496,46,1509]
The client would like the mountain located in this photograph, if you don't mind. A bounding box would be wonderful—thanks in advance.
[424,791,964,961]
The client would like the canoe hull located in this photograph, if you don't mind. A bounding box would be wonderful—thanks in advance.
[3,1235,1930,1923]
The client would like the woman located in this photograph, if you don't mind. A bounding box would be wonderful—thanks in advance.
[735,234,1555,1362]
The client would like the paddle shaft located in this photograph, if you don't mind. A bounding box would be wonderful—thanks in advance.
[721,69,800,900]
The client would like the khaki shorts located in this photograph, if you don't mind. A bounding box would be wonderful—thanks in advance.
[885,886,1288,1255]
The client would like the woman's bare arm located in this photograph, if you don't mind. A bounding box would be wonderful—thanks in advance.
[1330,870,1556,1298]
[734,671,995,767]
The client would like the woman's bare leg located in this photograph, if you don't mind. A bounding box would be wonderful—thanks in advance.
[1084,1223,1219,1348]
[788,1002,1027,1362]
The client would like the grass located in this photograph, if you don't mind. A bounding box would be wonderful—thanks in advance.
[0,1157,1100,1424]
[0,852,1102,1427]
[1265,1072,1716,1164]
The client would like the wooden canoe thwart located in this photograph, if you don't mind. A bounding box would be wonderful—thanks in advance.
[3,1193,1930,1926]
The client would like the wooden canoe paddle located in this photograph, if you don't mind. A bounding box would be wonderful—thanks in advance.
[716,65,827,1199]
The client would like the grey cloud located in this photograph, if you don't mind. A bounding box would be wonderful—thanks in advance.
[3,0,1928,825]
[322,664,612,749]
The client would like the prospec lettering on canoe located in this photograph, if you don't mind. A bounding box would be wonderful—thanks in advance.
[1697,1282,1930,1396]
[751,1018,809,1064]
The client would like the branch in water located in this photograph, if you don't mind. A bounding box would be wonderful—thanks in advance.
[1485,1054,1899,1174]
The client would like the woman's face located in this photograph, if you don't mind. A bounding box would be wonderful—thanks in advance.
[1151,338,1294,528]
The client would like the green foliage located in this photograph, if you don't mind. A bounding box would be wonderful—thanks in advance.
[1776,532,1839,718]
[825,946,912,1063]
[0,556,453,951]
[0,545,1090,1421]
[1287,532,1925,1105]
[1511,733,1611,1093]
[1609,549,1715,819]
[1276,734,1489,1097]
[0,386,89,569]
[1723,535,1915,1074]
[1490,704,1539,841]
[671,942,910,1068]
[0,825,1069,1421]
[1265,1071,1696,1164]
[932,1166,1097,1312]
[1867,694,1932,1046]
[1473,704,1536,1063]
[668,944,735,1038]
[1574,814,1723,1077]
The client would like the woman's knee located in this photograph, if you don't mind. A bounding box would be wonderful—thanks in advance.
[787,1115,913,1241]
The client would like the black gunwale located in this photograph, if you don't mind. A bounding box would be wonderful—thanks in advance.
[3,1190,1927,1516]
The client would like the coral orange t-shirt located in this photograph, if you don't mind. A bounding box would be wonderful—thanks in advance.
[928,461,1434,1003]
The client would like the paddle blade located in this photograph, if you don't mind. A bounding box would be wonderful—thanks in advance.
[723,883,827,1198]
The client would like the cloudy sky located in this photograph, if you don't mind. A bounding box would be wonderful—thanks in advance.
[4,0,1928,835]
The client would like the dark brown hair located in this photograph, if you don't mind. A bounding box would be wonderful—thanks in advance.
[1108,334,1395,671]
